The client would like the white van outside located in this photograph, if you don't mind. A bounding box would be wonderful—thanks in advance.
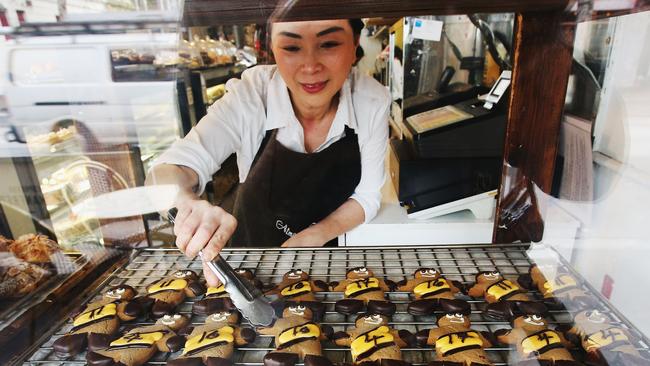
[1,27,182,156]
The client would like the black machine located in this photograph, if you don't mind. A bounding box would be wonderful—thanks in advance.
[391,70,512,218]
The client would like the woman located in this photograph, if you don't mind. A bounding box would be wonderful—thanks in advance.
[147,18,390,285]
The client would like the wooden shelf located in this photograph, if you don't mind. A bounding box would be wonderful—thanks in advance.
[182,0,571,26]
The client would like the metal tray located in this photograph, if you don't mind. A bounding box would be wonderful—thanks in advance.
[0,252,87,332]
[23,244,650,365]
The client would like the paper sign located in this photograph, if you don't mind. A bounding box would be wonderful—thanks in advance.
[412,18,443,42]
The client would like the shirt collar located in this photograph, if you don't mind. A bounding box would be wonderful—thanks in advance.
[265,67,358,134]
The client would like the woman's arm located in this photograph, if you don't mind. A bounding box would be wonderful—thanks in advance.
[145,164,200,201]
[146,165,237,287]
[281,198,364,247]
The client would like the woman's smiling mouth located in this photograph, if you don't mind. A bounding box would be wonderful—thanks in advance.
[300,81,328,94]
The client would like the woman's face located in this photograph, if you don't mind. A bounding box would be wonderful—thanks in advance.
[271,19,358,109]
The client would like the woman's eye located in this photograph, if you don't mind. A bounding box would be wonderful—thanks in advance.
[282,46,300,52]
[321,41,341,49]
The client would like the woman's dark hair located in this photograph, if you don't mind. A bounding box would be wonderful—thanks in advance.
[348,18,365,63]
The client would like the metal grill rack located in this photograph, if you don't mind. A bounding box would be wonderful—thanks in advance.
[25,244,650,365]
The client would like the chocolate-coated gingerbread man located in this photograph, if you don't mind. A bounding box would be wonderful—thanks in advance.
[145,269,205,317]
[330,267,395,315]
[257,303,334,366]
[53,285,142,357]
[397,268,469,315]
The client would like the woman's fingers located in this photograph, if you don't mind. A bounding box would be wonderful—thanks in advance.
[203,261,220,287]
[201,215,237,261]
[185,222,217,258]
[173,200,237,260]
[175,207,203,254]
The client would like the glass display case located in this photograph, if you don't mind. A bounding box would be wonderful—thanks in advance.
[0,1,649,365]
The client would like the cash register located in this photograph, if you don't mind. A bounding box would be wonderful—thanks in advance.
[390,70,512,219]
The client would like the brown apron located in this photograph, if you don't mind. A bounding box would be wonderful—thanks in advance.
[230,125,361,247]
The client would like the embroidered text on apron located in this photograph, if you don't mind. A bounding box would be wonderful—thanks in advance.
[230,125,361,247]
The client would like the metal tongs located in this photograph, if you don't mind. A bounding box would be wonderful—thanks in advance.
[167,208,279,326]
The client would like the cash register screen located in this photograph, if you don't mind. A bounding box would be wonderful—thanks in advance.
[485,70,512,106]
[489,78,510,99]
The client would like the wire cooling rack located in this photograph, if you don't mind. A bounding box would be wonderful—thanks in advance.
[23,244,650,365]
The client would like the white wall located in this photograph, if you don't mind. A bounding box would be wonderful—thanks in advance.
[549,11,650,338]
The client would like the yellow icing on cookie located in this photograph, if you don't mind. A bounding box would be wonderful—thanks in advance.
[182,326,235,355]
[73,303,117,327]
[585,328,629,351]
[280,281,312,297]
[148,279,188,294]
[345,278,380,297]
[277,323,320,347]
[542,275,577,296]
[521,330,562,357]
[351,326,394,361]
[435,331,482,356]
[414,279,451,297]
[206,285,227,296]
[110,330,166,348]
[486,279,520,301]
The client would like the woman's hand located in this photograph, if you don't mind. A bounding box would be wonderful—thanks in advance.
[280,227,326,247]
[173,196,237,286]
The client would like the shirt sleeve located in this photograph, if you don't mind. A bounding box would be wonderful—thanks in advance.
[152,83,244,195]
[349,99,390,223]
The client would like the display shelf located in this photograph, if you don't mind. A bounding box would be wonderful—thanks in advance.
[23,244,650,365]
[0,253,86,331]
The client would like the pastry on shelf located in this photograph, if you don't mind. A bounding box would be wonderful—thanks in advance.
[0,260,52,299]
[332,313,413,366]
[0,235,12,251]
[168,309,256,366]
[257,303,334,366]
[52,285,142,358]
[416,311,494,366]
[86,313,188,366]
[330,266,396,315]
[9,233,60,263]
[397,267,469,315]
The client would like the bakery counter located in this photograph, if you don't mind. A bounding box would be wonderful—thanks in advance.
[18,244,650,365]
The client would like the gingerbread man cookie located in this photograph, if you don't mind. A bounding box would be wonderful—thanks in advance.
[53,285,142,358]
[168,310,256,366]
[564,309,650,366]
[518,265,593,310]
[495,311,581,366]
[145,269,205,317]
[192,268,262,315]
[330,267,396,316]
[332,313,413,366]
[468,270,545,320]
[416,311,494,366]
[257,303,334,366]
[86,313,188,366]
[266,269,328,303]
[397,268,469,316]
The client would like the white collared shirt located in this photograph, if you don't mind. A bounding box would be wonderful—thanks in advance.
[155,65,390,223]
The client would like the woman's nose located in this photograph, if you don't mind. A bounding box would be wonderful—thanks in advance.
[301,51,323,74]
